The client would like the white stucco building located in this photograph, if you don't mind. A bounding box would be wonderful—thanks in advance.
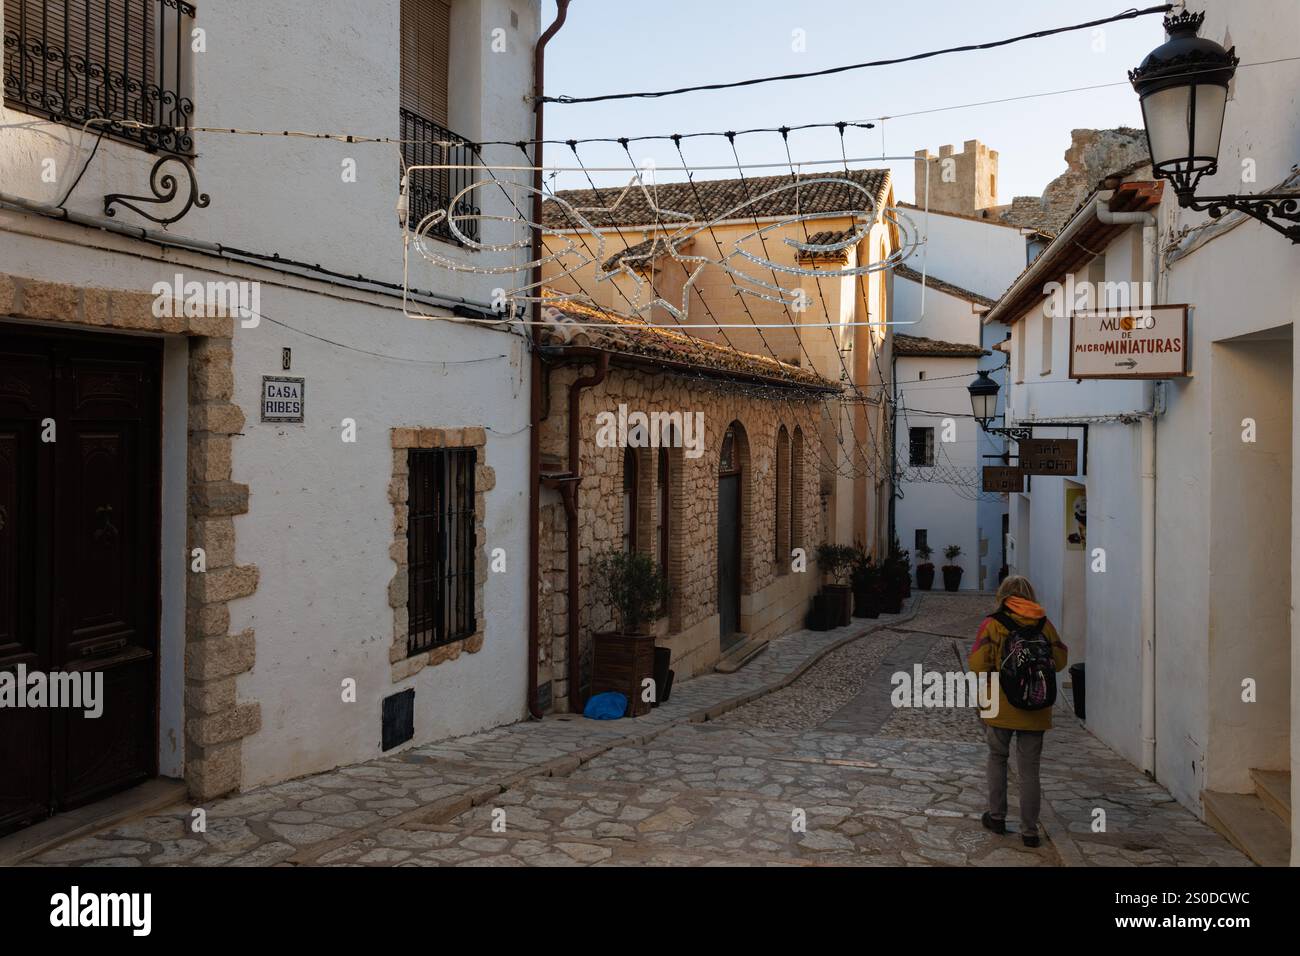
[891,186,1044,590]
[984,0,1300,865]
[0,0,544,835]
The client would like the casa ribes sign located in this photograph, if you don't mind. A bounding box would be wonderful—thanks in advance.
[1069,304,1190,379]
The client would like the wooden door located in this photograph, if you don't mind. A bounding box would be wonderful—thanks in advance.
[0,326,161,835]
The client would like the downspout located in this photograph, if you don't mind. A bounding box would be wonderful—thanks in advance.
[527,0,570,719]
[561,352,609,711]
[1095,198,1161,777]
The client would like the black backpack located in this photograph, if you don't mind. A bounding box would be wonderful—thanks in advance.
[991,609,1057,711]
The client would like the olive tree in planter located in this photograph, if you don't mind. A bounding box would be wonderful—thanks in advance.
[942,544,964,592]
[914,544,935,591]
[590,549,669,717]
[815,543,856,628]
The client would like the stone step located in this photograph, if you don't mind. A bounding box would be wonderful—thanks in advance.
[1203,790,1290,867]
[1250,769,1291,825]
[714,635,769,674]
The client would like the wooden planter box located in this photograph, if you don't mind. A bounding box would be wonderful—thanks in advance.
[592,632,657,717]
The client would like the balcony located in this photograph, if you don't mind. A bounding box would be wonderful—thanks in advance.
[400,106,479,246]
[2,0,196,154]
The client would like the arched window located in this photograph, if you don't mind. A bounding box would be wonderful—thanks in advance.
[791,427,805,554]
[623,447,637,553]
[775,425,790,574]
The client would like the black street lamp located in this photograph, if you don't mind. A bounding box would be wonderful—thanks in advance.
[1130,10,1300,242]
[967,369,1032,441]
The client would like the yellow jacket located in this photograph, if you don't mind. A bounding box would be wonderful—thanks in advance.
[967,596,1068,732]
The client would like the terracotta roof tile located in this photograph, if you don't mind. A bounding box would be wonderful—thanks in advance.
[544,168,891,230]
[538,291,838,391]
[892,333,989,358]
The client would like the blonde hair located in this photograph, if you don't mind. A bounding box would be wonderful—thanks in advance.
[995,574,1037,606]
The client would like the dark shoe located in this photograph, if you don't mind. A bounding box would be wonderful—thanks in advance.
[981,812,1006,835]
[1022,832,1041,848]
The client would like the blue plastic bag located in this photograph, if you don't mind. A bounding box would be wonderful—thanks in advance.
[583,691,628,720]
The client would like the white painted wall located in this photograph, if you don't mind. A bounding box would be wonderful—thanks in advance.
[1,0,543,788]
[908,207,1033,299]
[895,354,982,589]
[1001,0,1300,848]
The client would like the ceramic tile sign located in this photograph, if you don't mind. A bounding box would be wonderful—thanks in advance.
[261,375,305,423]
[1070,304,1189,378]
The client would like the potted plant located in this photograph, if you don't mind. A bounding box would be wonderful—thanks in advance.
[851,550,882,619]
[815,543,855,627]
[880,539,910,613]
[942,545,964,592]
[915,544,935,591]
[590,548,668,716]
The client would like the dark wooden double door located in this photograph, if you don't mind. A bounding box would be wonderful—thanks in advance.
[0,326,161,835]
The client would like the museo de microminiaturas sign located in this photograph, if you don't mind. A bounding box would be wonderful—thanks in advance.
[1070,304,1189,379]
[261,375,305,423]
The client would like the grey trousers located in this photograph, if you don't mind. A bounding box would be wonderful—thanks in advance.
[986,726,1045,835]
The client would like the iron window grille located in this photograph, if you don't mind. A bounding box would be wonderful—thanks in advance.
[407,447,477,656]
[400,107,480,246]
[3,0,197,154]
[908,427,934,468]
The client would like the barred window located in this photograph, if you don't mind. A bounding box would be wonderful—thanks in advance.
[407,447,476,655]
[2,0,196,154]
[908,427,934,467]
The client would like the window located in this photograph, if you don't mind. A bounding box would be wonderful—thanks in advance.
[623,447,638,553]
[399,0,478,243]
[909,427,934,467]
[915,529,928,552]
[407,448,477,654]
[3,0,196,154]
[775,426,790,573]
[1014,321,1025,384]
[657,448,670,607]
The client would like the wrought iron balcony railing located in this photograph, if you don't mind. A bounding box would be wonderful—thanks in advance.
[3,0,197,154]
[400,106,479,246]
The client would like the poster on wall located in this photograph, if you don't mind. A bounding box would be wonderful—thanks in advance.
[1065,486,1086,550]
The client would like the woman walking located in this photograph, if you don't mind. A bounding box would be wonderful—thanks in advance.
[967,575,1068,848]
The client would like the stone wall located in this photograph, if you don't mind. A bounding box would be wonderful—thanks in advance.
[913,141,1000,216]
[999,128,1151,233]
[538,359,828,712]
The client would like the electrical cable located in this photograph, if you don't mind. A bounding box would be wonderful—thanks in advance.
[541,6,1174,104]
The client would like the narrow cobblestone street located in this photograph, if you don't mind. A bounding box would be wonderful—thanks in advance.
[24,594,1247,867]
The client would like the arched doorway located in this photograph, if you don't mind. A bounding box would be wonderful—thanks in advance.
[717,423,747,649]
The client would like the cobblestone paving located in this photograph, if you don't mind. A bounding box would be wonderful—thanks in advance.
[22,594,1247,867]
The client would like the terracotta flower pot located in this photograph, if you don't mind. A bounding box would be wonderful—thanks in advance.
[916,564,935,590]
[942,566,963,592]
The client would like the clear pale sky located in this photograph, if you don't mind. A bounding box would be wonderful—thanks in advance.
[539,0,1166,201]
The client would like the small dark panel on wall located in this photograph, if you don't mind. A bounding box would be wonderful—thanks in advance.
[381,689,415,751]
[536,681,553,713]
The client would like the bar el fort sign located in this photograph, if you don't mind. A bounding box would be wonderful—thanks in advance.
[1070,304,1189,379]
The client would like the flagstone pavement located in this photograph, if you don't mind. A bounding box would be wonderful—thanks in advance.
[22,593,1247,867]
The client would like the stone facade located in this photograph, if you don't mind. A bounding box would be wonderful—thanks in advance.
[0,270,255,801]
[537,360,828,713]
[387,427,494,683]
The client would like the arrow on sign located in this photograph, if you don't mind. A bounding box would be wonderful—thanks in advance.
[1114,358,1138,369]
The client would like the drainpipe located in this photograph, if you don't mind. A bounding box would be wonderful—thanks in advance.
[1095,198,1161,777]
[526,0,570,719]
[557,351,609,711]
